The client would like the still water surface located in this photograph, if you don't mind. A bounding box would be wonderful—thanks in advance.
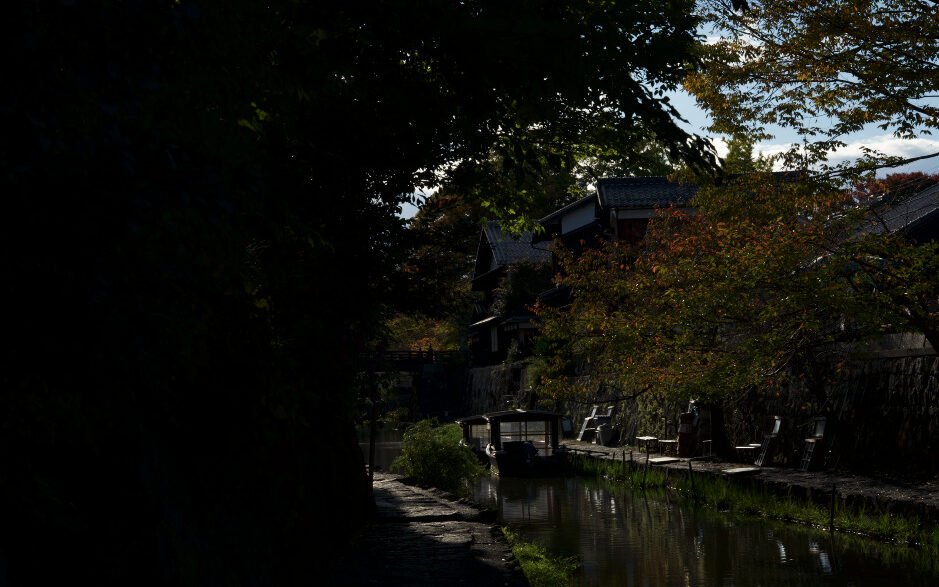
[475,474,939,586]
[362,429,938,586]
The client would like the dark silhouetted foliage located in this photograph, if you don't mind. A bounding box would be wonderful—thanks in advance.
[2,1,713,585]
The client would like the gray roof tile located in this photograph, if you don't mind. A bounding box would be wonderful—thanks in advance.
[866,182,939,236]
[596,177,698,209]
[482,221,552,266]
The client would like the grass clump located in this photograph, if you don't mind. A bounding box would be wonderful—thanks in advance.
[503,526,580,587]
[572,453,939,557]
[389,418,485,496]
[677,473,938,549]
[570,451,668,489]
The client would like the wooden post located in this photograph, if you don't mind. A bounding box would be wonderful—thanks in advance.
[368,362,378,487]
[642,450,649,488]
[829,482,836,533]
[688,459,696,502]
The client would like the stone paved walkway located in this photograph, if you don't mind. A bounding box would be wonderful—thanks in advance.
[329,472,528,586]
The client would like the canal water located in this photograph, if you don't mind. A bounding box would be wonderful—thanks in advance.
[361,429,939,585]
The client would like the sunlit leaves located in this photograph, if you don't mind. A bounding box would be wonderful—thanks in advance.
[689,0,939,173]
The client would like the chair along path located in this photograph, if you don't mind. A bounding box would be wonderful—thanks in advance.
[329,471,529,586]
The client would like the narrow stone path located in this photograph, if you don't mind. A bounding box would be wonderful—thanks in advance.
[330,472,528,586]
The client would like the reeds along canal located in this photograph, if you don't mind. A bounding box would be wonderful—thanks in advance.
[475,472,939,586]
[361,430,939,586]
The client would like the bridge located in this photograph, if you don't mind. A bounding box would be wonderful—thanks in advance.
[356,349,467,372]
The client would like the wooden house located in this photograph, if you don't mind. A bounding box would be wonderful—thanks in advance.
[468,221,552,365]
[534,176,699,309]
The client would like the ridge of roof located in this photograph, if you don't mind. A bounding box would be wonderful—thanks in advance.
[596,176,698,209]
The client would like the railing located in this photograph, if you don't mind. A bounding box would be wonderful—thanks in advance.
[357,349,467,364]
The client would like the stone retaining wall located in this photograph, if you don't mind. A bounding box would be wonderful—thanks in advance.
[733,348,939,477]
[462,338,938,480]
[830,354,939,474]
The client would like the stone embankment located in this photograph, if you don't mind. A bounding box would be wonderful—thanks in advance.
[565,440,939,522]
[330,471,528,586]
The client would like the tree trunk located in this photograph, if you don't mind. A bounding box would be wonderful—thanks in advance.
[707,403,733,459]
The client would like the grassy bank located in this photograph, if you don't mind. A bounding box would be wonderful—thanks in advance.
[502,527,580,587]
[569,453,939,561]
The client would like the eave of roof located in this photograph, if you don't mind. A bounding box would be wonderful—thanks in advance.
[536,194,598,225]
[866,183,939,236]
[469,315,500,328]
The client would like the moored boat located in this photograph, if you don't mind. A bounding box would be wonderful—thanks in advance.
[457,409,570,477]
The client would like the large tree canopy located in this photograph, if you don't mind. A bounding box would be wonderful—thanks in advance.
[688,0,939,172]
[531,0,939,466]
[535,171,939,438]
[3,1,716,584]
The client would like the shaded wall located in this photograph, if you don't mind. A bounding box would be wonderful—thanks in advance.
[464,363,532,416]
[829,354,939,474]
[730,337,938,476]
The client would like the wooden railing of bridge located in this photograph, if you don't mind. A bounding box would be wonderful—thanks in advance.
[356,349,466,367]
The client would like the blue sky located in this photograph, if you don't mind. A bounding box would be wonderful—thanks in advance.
[399,89,939,220]
[668,90,939,177]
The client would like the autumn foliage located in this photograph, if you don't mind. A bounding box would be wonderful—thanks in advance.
[536,172,939,407]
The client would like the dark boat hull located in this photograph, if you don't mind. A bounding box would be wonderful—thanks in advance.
[489,450,569,477]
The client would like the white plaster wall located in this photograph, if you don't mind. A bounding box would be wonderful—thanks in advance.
[561,203,597,234]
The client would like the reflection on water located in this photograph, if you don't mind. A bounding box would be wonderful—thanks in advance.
[474,475,939,587]
[357,425,404,472]
[358,433,938,585]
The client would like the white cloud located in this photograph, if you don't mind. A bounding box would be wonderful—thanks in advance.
[749,134,939,176]
[829,135,939,164]
[711,137,729,160]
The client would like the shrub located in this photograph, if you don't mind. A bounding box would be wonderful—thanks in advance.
[389,419,485,495]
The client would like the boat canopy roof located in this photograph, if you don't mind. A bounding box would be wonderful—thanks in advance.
[457,409,562,426]
[456,414,488,426]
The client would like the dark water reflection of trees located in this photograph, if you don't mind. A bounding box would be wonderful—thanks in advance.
[475,475,939,587]
[358,433,937,586]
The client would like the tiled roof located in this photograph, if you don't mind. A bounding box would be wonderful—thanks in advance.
[596,177,698,209]
[864,182,939,236]
[482,221,552,266]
